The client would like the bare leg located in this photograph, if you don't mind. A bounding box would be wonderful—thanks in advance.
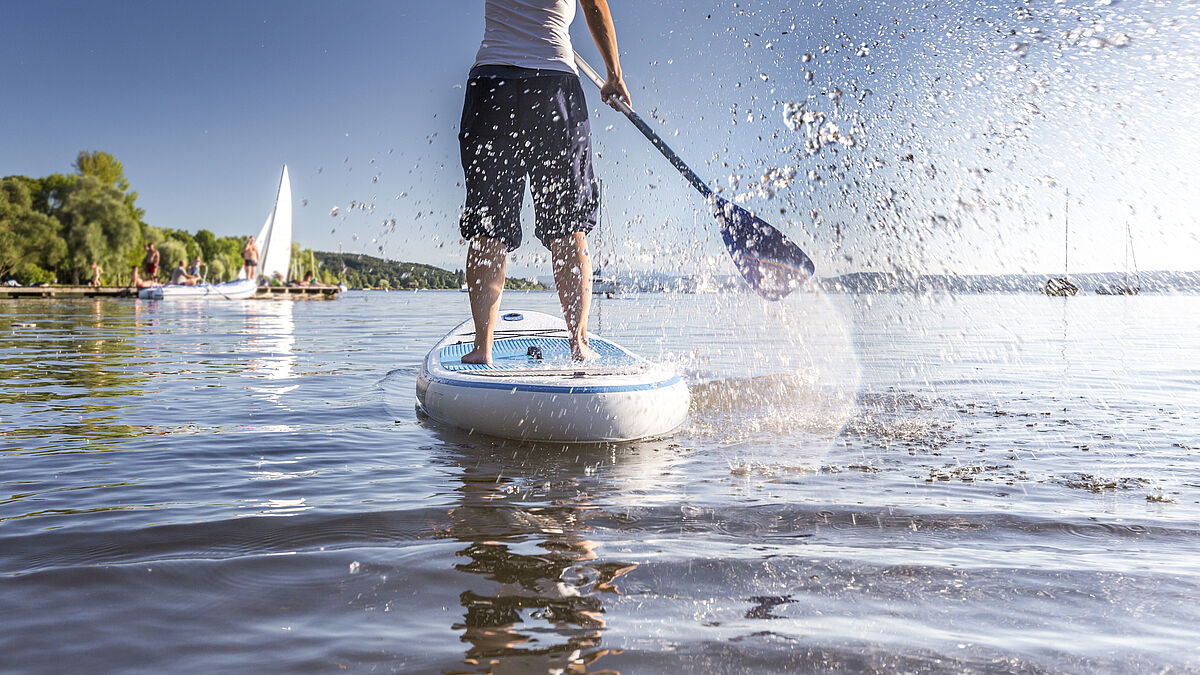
[550,232,598,361]
[462,236,508,364]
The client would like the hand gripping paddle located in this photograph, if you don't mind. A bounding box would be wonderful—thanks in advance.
[574,52,816,300]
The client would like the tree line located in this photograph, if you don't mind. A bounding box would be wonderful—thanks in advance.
[0,151,264,285]
[1,151,546,290]
[313,251,544,290]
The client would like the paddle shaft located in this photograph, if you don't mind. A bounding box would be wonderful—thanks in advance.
[573,52,714,199]
[573,51,817,299]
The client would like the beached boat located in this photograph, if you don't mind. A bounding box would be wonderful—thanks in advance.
[1043,277,1079,296]
[1043,191,1078,296]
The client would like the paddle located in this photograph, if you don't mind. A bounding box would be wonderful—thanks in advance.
[573,52,816,300]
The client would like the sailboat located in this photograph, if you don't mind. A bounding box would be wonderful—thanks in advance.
[139,166,290,300]
[244,165,293,284]
[1043,190,1079,296]
[590,178,623,295]
[1095,222,1140,295]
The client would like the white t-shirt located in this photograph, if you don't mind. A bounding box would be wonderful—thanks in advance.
[474,0,577,74]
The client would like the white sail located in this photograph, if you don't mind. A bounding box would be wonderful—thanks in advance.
[258,165,293,282]
[237,166,292,282]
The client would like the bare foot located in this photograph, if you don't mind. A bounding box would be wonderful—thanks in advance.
[461,347,491,365]
[571,341,600,361]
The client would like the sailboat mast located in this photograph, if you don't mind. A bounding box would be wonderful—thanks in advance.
[1064,189,1069,276]
[1125,221,1140,285]
[595,178,603,277]
[1124,222,1129,284]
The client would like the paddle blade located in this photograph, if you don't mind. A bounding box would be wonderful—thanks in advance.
[716,198,816,300]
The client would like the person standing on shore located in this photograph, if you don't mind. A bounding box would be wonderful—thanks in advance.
[89,261,103,287]
[142,243,160,281]
[242,236,259,282]
[458,0,629,364]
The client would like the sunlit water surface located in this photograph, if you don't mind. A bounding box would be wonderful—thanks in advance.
[1,291,1198,673]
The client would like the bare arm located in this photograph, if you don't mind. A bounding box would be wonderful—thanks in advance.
[578,0,630,110]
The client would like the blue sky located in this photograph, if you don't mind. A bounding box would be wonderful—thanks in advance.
[3,1,1198,278]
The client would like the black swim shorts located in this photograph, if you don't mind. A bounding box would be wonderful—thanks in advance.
[458,65,599,251]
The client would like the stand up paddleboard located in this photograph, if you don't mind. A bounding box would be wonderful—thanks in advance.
[416,310,689,442]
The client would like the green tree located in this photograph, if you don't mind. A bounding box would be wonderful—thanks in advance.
[208,258,227,282]
[58,175,140,284]
[32,173,74,214]
[74,151,129,192]
[166,229,198,260]
[228,253,245,280]
[195,229,218,262]
[220,236,249,281]
[157,239,187,278]
[0,177,67,282]
[74,151,145,228]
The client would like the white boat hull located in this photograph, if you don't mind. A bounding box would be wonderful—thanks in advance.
[138,279,258,300]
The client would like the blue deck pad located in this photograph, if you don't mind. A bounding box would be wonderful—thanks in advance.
[441,336,641,372]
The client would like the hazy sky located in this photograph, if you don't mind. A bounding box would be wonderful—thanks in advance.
[3,1,1198,278]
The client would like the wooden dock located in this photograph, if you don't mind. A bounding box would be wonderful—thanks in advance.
[0,285,342,299]
[257,286,342,299]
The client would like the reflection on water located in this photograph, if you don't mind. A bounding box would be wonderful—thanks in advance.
[0,299,146,447]
[241,299,298,400]
[436,428,661,673]
[0,293,1198,672]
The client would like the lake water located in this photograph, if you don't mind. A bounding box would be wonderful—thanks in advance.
[1,290,1198,673]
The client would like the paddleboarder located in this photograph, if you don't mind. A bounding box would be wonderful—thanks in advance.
[458,0,630,364]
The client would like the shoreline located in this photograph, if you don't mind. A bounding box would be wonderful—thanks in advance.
[0,285,341,300]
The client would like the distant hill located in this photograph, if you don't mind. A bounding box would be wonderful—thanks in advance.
[818,270,1200,294]
[313,251,545,290]
[312,253,1199,294]
[536,268,1200,295]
